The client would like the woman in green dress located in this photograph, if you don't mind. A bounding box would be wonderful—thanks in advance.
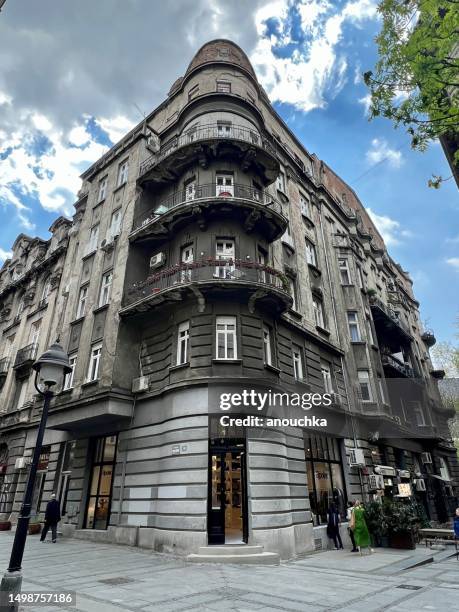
[351,501,372,554]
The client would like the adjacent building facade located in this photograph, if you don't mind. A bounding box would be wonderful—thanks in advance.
[0,40,457,558]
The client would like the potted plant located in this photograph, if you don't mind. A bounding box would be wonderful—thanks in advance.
[28,517,42,535]
[363,501,388,547]
[0,513,11,531]
[384,500,420,549]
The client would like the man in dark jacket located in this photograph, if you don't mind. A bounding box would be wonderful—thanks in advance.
[40,493,61,543]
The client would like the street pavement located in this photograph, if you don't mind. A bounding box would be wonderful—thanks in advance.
[0,532,457,611]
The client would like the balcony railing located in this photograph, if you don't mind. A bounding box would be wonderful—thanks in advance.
[0,357,9,375]
[13,343,38,369]
[132,183,284,234]
[369,296,412,338]
[139,123,277,178]
[381,353,414,378]
[124,259,290,309]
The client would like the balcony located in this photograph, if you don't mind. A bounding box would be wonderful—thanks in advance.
[13,343,38,373]
[130,183,287,243]
[381,353,414,378]
[369,296,412,343]
[138,123,279,185]
[120,259,292,317]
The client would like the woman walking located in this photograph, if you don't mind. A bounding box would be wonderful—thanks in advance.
[346,501,358,552]
[327,503,343,550]
[350,500,372,555]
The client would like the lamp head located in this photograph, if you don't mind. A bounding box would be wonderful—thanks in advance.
[33,342,71,389]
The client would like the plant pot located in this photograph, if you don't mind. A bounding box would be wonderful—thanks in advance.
[0,521,11,531]
[389,531,416,550]
[28,523,41,535]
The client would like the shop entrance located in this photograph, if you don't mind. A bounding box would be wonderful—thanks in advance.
[208,440,248,545]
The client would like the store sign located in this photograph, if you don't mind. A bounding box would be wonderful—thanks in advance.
[37,447,50,471]
[397,483,412,497]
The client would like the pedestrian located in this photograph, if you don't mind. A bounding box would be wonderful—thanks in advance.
[350,500,373,555]
[327,502,343,550]
[40,493,61,543]
[454,508,459,561]
[346,501,358,552]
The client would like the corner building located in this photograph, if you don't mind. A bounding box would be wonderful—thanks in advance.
[0,40,457,559]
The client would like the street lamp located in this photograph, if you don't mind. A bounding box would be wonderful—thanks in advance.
[0,343,70,611]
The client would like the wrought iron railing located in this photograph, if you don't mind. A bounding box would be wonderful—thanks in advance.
[370,296,411,336]
[13,343,38,368]
[132,183,284,233]
[0,357,9,375]
[139,123,277,178]
[124,259,290,307]
[381,353,414,378]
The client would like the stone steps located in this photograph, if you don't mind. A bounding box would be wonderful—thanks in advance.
[188,545,280,565]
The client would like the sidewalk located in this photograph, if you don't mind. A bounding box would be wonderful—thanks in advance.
[0,532,457,612]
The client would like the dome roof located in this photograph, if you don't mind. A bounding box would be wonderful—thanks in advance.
[184,39,257,80]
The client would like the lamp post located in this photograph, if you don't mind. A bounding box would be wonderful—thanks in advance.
[0,343,70,612]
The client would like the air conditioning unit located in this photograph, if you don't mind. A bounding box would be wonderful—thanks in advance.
[349,448,365,467]
[132,376,149,394]
[374,465,397,477]
[415,479,426,492]
[15,457,29,470]
[398,469,411,479]
[368,474,384,490]
[150,252,165,269]
[421,452,432,464]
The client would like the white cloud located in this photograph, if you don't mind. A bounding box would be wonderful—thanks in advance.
[446,258,459,271]
[251,0,379,112]
[0,248,13,263]
[446,234,459,244]
[366,138,403,168]
[358,93,372,115]
[366,208,411,247]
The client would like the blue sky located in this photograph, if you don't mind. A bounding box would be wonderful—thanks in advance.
[0,0,457,343]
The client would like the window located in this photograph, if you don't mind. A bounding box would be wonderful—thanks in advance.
[177,321,190,365]
[98,177,107,202]
[305,239,317,267]
[378,377,387,405]
[87,224,99,254]
[216,80,231,93]
[412,401,426,426]
[338,258,351,285]
[109,209,122,239]
[321,363,334,393]
[77,286,88,318]
[217,121,231,137]
[263,325,273,366]
[30,320,41,347]
[63,354,77,390]
[117,160,129,187]
[305,433,346,525]
[41,277,52,304]
[87,343,102,382]
[367,316,376,346]
[215,239,235,278]
[356,265,364,290]
[14,379,28,410]
[4,335,15,360]
[287,275,298,311]
[347,311,361,342]
[180,244,194,282]
[98,271,113,307]
[257,246,267,283]
[292,344,304,380]
[188,84,199,100]
[312,296,325,329]
[184,178,196,202]
[300,193,310,218]
[216,173,234,196]
[216,316,237,360]
[439,457,450,481]
[358,371,372,402]
[276,170,286,192]
[16,297,25,318]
